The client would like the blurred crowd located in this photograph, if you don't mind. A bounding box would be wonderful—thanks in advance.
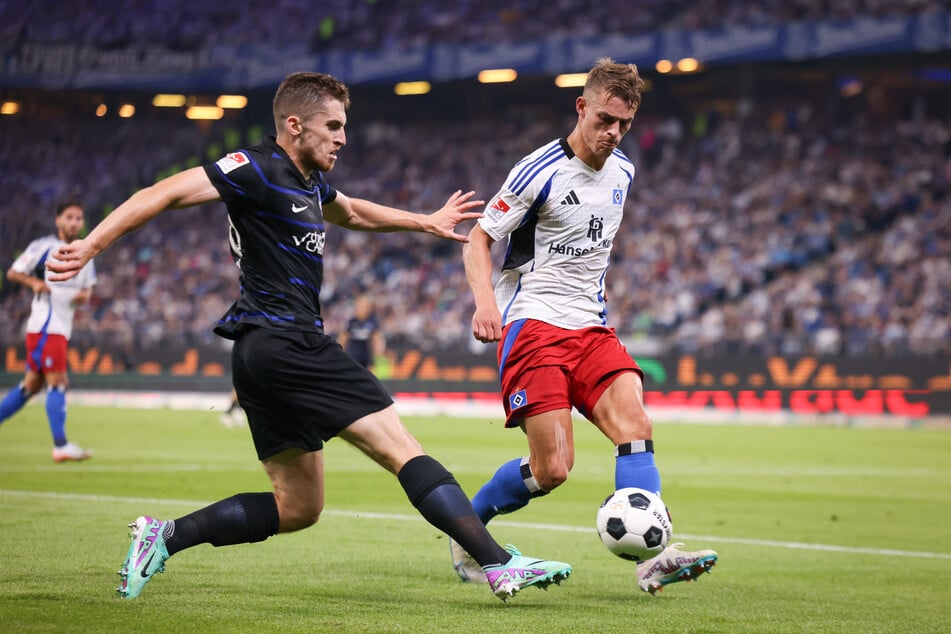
[1,0,947,54]
[614,103,951,358]
[2,78,948,360]
[0,109,234,361]
[1,1,949,361]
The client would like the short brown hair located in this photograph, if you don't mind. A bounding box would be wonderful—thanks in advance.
[584,57,645,113]
[273,72,350,127]
[56,200,83,217]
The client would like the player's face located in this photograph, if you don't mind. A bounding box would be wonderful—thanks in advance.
[55,205,85,243]
[297,99,347,174]
[576,90,635,164]
[354,295,371,318]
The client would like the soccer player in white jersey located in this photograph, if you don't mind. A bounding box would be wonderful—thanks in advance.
[0,201,96,461]
[455,58,718,594]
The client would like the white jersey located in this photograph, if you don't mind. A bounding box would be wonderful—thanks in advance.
[10,235,96,339]
[478,138,634,330]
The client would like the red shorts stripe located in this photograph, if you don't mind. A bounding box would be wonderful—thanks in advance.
[25,332,68,373]
[497,319,642,427]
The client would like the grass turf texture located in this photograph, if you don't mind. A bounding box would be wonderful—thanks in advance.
[0,406,949,633]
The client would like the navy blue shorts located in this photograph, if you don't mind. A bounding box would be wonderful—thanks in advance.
[231,327,393,460]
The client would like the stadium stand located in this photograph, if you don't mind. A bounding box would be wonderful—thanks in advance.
[2,0,945,50]
[1,2,948,361]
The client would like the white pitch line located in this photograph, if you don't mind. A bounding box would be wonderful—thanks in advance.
[2,488,949,561]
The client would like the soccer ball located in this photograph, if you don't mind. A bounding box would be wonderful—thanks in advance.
[596,487,672,561]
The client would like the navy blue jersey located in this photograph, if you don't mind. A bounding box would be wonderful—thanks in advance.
[205,136,337,339]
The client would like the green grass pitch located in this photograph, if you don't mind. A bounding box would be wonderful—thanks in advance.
[0,405,949,633]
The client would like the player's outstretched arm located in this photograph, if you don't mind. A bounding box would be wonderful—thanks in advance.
[324,190,483,241]
[462,223,503,343]
[48,168,221,281]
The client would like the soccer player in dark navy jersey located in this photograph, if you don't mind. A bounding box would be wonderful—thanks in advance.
[48,71,571,602]
[207,133,335,336]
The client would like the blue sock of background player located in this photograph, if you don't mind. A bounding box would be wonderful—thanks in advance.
[0,383,29,424]
[0,383,76,448]
[45,385,69,446]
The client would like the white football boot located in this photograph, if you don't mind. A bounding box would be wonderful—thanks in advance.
[636,543,717,595]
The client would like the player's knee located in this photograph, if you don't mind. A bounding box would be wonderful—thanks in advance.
[22,376,44,395]
[536,472,568,492]
[277,501,323,532]
[300,508,322,529]
[624,409,653,439]
[533,460,570,492]
[281,511,321,532]
[44,372,69,390]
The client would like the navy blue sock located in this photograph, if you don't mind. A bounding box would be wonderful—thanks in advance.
[615,440,661,495]
[0,383,29,424]
[398,455,508,566]
[471,457,546,525]
[165,493,279,556]
[45,386,68,447]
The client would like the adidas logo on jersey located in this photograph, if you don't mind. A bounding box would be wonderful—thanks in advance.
[560,190,581,205]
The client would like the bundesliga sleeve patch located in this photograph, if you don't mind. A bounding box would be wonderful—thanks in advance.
[485,194,515,222]
[216,151,250,174]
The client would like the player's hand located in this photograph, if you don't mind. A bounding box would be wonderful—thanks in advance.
[71,288,92,307]
[31,278,51,294]
[46,239,93,281]
[471,305,503,343]
[428,190,483,242]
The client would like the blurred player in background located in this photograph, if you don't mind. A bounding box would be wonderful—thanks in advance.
[218,387,246,428]
[0,201,96,462]
[456,58,717,594]
[48,71,571,602]
[337,293,384,371]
